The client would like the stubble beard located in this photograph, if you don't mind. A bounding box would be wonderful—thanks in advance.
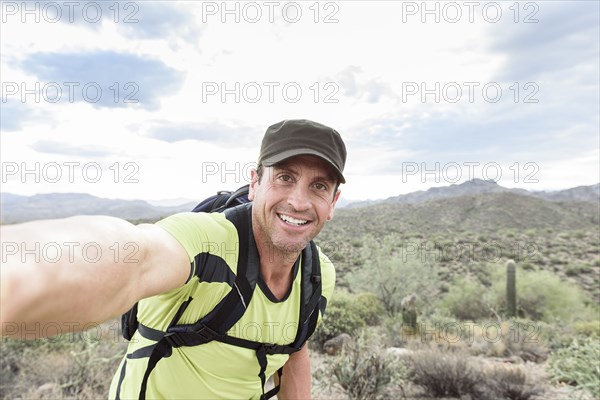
[255,212,313,264]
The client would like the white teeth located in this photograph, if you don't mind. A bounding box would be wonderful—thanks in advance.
[279,214,308,226]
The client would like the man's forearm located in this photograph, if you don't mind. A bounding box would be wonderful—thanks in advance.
[277,345,312,399]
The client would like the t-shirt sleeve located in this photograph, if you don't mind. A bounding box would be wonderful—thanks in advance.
[155,212,211,262]
[155,212,236,284]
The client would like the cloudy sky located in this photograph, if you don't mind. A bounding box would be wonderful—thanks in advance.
[1,0,598,203]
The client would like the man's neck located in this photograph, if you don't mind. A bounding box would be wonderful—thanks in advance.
[255,239,301,301]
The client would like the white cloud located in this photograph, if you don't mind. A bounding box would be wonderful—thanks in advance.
[1,1,598,201]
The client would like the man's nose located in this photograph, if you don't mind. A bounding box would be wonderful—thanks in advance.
[287,185,311,211]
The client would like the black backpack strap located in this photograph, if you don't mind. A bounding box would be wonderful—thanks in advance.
[137,296,194,399]
[220,185,250,211]
[168,204,257,338]
[202,203,257,331]
[291,240,323,348]
[120,302,139,341]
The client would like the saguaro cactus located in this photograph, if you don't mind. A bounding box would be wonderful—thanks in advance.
[506,260,517,318]
[401,294,418,334]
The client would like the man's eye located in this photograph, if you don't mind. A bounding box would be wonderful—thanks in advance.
[279,174,292,182]
[314,182,328,191]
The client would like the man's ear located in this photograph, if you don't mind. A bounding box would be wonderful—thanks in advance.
[327,190,341,221]
[248,169,259,201]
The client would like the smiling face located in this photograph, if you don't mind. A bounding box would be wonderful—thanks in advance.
[248,155,341,259]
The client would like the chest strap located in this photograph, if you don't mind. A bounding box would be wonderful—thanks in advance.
[135,321,297,400]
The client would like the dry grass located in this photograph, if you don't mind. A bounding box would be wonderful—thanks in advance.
[0,320,127,400]
[0,318,586,400]
[408,344,485,399]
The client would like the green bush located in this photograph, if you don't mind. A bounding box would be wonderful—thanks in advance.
[572,320,600,337]
[548,337,600,399]
[313,291,386,349]
[349,234,440,316]
[439,277,492,320]
[353,292,386,326]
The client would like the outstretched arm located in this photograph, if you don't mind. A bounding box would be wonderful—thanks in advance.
[1,215,190,338]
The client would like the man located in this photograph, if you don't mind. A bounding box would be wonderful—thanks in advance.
[1,119,346,399]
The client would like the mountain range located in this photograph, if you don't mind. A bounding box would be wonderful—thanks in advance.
[345,179,600,208]
[0,192,197,224]
[1,180,598,224]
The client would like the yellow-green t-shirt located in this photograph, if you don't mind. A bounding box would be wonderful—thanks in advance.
[109,207,335,399]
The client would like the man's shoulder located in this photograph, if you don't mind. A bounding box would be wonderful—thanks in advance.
[154,211,239,262]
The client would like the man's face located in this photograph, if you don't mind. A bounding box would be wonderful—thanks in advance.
[248,155,341,256]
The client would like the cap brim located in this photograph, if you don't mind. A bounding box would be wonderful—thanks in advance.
[263,148,346,184]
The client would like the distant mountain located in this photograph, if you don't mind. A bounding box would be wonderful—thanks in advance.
[2,181,598,224]
[533,183,600,202]
[330,191,599,237]
[344,180,599,208]
[0,192,192,224]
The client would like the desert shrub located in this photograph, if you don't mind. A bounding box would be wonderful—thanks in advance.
[439,277,492,320]
[349,234,440,315]
[382,314,406,347]
[408,345,485,399]
[328,330,407,400]
[353,292,386,326]
[548,337,600,399]
[443,319,550,362]
[572,320,600,337]
[395,313,551,363]
[565,263,592,276]
[313,291,367,347]
[486,319,550,362]
[526,320,575,351]
[485,365,542,400]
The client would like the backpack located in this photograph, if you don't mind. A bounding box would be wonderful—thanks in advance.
[117,184,324,400]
